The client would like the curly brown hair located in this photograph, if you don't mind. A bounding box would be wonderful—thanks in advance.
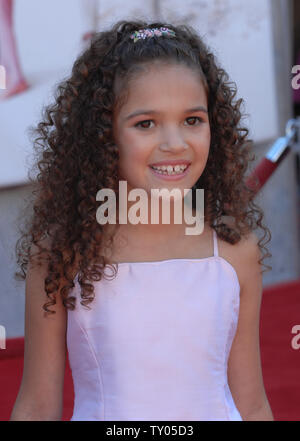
[15,19,272,315]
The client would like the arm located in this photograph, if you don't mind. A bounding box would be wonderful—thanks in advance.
[227,232,274,421]
[10,240,70,421]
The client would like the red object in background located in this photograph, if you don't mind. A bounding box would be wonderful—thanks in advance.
[245,116,298,194]
[0,0,30,100]
[0,279,299,421]
[245,137,292,193]
[246,154,290,193]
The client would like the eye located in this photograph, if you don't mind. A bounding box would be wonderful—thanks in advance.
[135,120,154,129]
[134,116,204,130]
[185,116,203,126]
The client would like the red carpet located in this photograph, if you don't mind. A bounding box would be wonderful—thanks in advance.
[0,279,299,421]
[0,338,74,421]
[258,279,300,420]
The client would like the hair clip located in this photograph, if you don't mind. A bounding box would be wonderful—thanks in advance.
[130,27,176,43]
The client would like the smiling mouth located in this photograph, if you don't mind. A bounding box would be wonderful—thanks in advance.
[149,164,189,176]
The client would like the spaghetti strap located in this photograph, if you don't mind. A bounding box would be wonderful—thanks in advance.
[213,229,219,257]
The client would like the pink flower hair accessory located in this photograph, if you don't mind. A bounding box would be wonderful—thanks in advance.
[130,27,176,43]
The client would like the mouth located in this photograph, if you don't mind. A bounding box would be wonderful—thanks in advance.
[148,162,191,180]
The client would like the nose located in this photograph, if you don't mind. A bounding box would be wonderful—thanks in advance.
[158,128,188,152]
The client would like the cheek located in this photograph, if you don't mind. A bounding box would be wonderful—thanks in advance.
[203,123,211,142]
[119,132,150,164]
[200,126,211,154]
[195,129,210,156]
[118,136,150,180]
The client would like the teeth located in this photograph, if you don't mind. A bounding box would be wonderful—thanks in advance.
[151,164,188,175]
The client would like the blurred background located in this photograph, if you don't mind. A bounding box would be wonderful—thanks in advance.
[0,0,299,421]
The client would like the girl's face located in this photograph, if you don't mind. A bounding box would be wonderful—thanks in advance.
[113,63,211,197]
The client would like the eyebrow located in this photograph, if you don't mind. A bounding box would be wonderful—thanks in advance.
[123,106,208,121]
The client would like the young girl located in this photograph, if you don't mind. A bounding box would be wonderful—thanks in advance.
[11,19,274,421]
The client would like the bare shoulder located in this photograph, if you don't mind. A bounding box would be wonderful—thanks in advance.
[216,217,261,292]
[221,218,273,418]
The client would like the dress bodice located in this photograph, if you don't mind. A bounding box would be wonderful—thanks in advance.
[66,229,242,421]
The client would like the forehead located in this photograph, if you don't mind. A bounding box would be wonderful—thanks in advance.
[115,63,207,116]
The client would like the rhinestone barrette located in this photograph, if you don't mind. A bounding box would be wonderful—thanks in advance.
[130,27,176,43]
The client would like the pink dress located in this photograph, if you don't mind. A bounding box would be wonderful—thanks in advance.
[66,229,243,421]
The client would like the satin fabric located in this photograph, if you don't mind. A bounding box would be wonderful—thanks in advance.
[67,230,242,421]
